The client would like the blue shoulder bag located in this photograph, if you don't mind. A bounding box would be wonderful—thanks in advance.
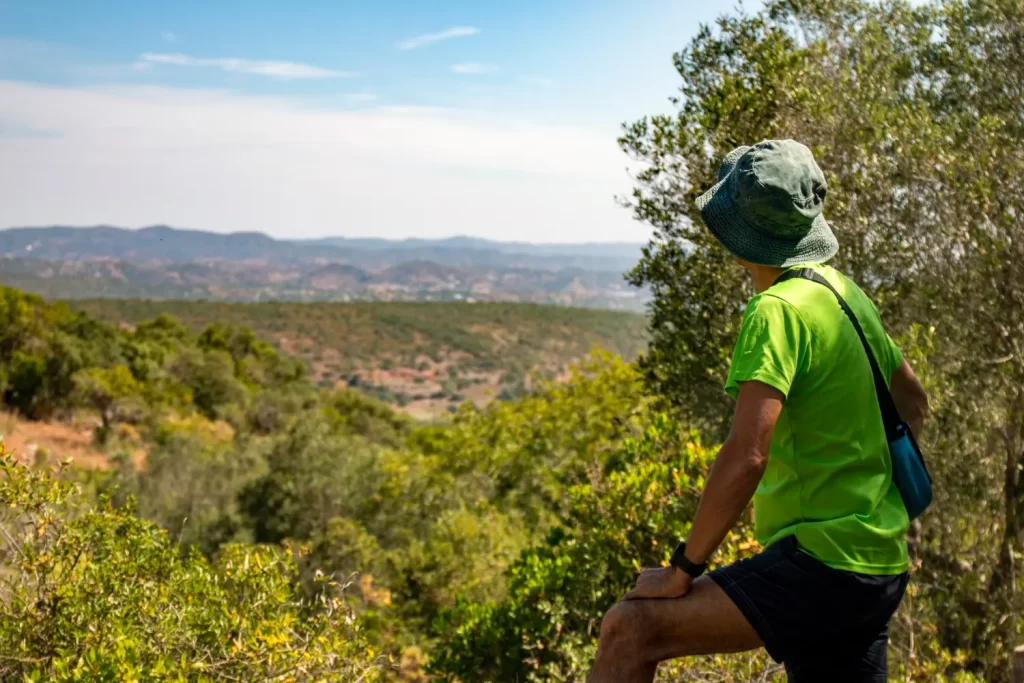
[776,268,933,520]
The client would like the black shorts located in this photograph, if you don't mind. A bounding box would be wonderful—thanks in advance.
[708,536,909,682]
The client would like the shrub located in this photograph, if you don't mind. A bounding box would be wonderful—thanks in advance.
[0,445,384,682]
[429,416,769,682]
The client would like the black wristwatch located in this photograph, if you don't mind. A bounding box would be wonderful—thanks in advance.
[669,541,707,578]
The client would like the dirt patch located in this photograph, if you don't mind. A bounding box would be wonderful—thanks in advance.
[275,333,319,359]
[461,382,498,407]
[0,412,112,470]
[320,347,342,363]
[398,399,456,420]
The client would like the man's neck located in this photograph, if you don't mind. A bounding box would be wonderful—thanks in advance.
[746,263,787,293]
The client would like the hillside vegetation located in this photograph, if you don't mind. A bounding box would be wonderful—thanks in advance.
[0,281,738,681]
[69,298,648,416]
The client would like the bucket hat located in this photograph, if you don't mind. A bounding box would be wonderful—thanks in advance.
[695,140,838,267]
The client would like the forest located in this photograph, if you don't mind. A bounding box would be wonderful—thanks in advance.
[1,0,1023,680]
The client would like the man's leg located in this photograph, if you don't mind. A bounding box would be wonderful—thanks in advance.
[588,576,763,683]
[784,627,890,683]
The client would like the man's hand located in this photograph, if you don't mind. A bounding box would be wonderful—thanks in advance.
[623,566,692,601]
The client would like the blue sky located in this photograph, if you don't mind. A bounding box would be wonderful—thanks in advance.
[0,0,758,242]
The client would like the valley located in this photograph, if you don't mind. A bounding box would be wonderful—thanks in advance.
[71,298,648,418]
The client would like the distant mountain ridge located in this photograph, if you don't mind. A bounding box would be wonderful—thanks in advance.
[0,226,649,311]
[1,226,643,271]
[0,225,304,262]
[300,235,644,259]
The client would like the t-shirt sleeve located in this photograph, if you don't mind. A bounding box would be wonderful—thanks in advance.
[725,295,810,400]
[884,332,904,377]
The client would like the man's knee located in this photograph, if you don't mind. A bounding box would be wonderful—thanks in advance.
[598,601,648,654]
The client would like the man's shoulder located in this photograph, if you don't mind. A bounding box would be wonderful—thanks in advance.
[763,264,863,318]
[742,291,786,319]
[745,286,806,323]
[736,291,809,346]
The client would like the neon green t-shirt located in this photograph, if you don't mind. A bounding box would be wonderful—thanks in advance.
[725,263,909,575]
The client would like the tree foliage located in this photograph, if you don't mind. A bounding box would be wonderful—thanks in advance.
[622,0,1024,678]
[0,285,308,430]
[431,418,772,682]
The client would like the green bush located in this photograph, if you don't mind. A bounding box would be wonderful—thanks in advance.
[430,417,770,682]
[113,416,264,556]
[0,446,383,682]
[240,418,381,545]
[5,350,48,416]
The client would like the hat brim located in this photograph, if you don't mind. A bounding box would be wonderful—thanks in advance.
[695,173,838,268]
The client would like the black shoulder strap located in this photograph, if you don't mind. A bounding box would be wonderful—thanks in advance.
[774,268,902,440]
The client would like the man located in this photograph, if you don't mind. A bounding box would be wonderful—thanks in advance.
[588,140,930,682]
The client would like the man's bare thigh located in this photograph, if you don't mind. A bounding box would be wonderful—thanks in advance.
[623,575,763,662]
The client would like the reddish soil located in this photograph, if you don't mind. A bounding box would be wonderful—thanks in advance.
[0,413,110,469]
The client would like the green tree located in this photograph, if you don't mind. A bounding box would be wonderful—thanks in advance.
[322,386,413,447]
[620,0,1024,677]
[117,416,263,556]
[168,347,245,420]
[73,365,143,433]
[240,418,381,545]
[5,351,49,417]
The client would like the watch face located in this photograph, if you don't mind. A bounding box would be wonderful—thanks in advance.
[671,543,691,568]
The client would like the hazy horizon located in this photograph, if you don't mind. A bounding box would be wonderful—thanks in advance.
[0,223,647,247]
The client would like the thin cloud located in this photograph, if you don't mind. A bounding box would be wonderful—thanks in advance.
[161,31,178,44]
[0,80,639,243]
[344,92,378,102]
[452,62,499,75]
[140,52,356,80]
[396,26,479,51]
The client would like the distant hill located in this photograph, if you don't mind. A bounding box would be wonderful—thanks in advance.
[300,235,643,269]
[0,226,649,311]
[0,225,332,263]
[1,225,643,271]
[70,298,648,418]
[370,260,465,287]
[300,264,369,291]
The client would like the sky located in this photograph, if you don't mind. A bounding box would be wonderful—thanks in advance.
[0,0,758,243]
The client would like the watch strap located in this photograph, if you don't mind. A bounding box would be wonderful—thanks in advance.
[669,541,707,578]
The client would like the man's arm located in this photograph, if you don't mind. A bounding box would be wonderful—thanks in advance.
[890,359,928,439]
[683,380,783,564]
[624,380,782,600]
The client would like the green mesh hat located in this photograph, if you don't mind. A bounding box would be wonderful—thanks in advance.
[696,139,838,267]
